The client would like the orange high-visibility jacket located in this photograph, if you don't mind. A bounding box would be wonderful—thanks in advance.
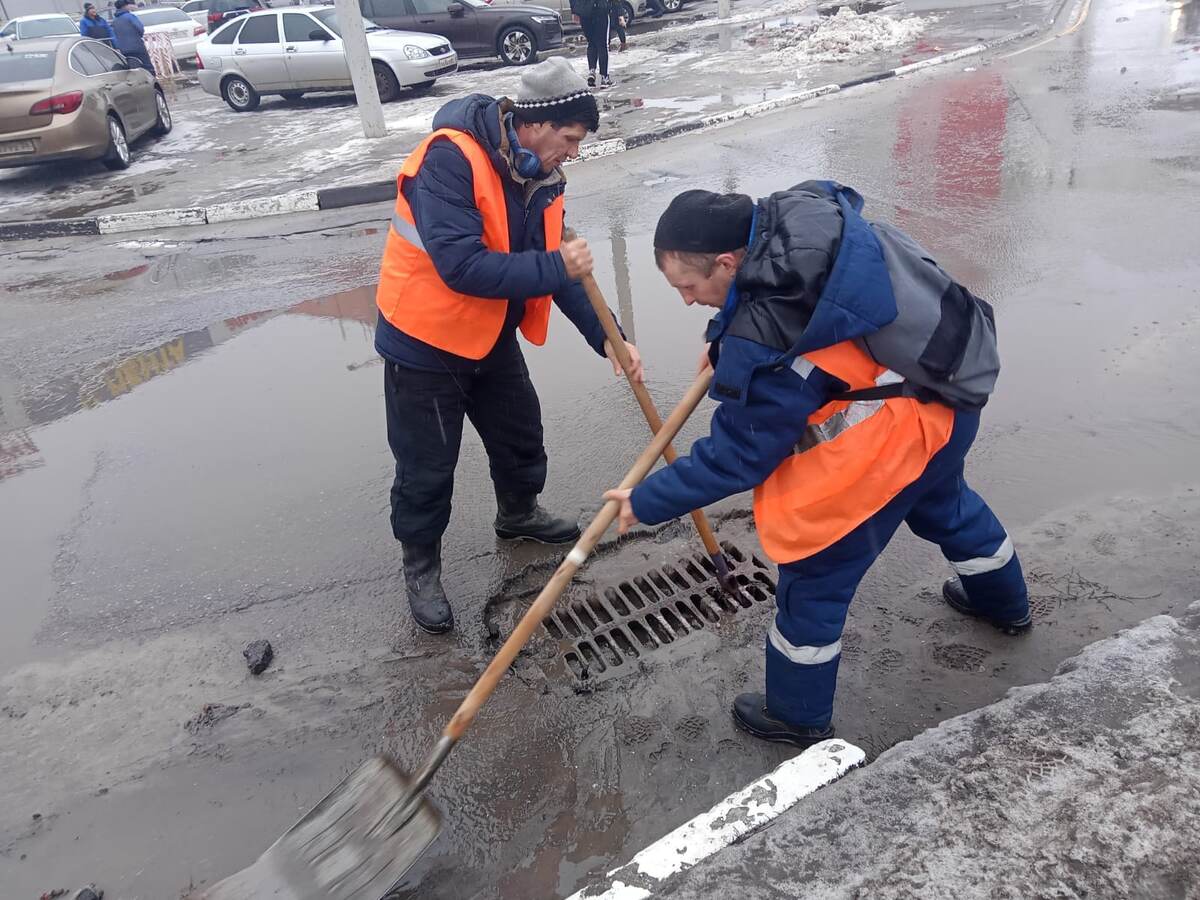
[753,340,955,562]
[375,128,564,360]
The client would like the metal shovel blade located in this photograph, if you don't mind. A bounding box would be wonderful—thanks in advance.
[198,756,441,900]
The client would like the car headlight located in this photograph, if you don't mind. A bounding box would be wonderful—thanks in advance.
[531,14,558,23]
[404,44,431,59]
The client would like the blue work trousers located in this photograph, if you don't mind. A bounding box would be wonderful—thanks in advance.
[765,411,1028,727]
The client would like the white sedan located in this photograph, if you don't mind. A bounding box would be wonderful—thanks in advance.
[137,6,208,60]
[0,13,77,41]
[196,7,457,112]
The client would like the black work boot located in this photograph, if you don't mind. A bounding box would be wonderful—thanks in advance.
[731,693,835,748]
[494,492,581,544]
[942,577,1032,636]
[401,541,453,634]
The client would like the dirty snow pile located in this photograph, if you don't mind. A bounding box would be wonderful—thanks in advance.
[753,8,928,65]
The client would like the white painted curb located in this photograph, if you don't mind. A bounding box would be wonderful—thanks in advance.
[205,191,319,224]
[893,42,988,75]
[699,83,842,128]
[97,207,206,235]
[566,738,865,899]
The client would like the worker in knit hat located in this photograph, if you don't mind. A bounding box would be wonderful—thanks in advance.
[606,184,1029,749]
[374,57,642,635]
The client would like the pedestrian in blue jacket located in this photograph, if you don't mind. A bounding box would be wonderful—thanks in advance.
[79,3,116,45]
[112,0,153,72]
[606,185,1029,748]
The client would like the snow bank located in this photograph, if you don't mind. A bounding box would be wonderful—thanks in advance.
[752,8,928,64]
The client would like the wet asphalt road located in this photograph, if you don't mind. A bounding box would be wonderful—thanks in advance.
[3,0,1200,896]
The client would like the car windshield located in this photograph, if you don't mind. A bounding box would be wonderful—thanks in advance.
[0,50,56,83]
[312,9,384,35]
[458,0,488,6]
[20,16,75,37]
[138,9,192,24]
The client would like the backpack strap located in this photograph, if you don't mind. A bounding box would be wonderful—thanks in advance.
[829,382,909,403]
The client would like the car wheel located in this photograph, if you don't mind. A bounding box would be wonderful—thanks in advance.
[663,0,682,10]
[281,91,305,103]
[102,115,131,171]
[498,25,536,65]
[373,61,401,103]
[221,75,260,112]
[151,88,173,136]
[620,1,635,22]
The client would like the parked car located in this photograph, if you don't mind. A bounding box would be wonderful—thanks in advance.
[362,0,562,66]
[0,36,172,171]
[0,14,78,41]
[196,7,456,111]
[204,0,265,33]
[487,0,683,27]
[137,6,209,59]
[179,0,214,26]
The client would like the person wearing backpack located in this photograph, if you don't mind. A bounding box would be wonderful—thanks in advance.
[604,182,1030,748]
[571,0,614,87]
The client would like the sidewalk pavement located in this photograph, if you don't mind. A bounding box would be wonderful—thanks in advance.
[648,601,1200,899]
[0,0,1058,231]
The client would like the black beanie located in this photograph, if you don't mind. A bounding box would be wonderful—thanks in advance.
[654,190,755,253]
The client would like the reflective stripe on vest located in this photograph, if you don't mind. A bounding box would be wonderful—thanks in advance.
[752,340,955,564]
[375,128,564,360]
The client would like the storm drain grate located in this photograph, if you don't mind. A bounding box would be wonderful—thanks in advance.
[544,542,776,685]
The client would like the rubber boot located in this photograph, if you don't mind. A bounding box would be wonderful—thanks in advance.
[494,492,581,544]
[942,577,1032,635]
[731,693,835,748]
[402,541,453,634]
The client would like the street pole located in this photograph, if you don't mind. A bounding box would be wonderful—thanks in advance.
[334,0,386,139]
[718,0,731,19]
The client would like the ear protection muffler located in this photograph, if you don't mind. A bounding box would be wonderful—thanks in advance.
[505,114,542,179]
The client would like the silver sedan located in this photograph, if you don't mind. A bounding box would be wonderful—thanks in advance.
[196,6,457,111]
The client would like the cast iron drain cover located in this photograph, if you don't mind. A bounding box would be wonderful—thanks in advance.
[544,541,776,685]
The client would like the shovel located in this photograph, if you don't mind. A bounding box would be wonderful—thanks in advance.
[199,369,716,900]
[566,228,744,602]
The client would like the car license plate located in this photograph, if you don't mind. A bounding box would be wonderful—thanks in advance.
[0,140,36,156]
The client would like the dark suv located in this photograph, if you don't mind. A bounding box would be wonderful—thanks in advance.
[207,0,264,33]
[362,0,562,65]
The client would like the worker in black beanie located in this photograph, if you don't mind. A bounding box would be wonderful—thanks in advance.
[605,182,1028,750]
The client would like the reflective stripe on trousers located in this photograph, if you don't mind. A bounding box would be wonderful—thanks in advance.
[768,620,841,665]
[949,533,1014,576]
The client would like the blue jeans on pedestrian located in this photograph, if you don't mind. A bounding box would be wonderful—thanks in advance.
[764,411,1029,727]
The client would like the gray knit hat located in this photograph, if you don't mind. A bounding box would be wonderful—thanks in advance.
[513,57,599,132]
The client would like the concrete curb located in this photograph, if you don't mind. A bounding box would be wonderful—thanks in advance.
[564,739,866,899]
[0,25,1039,243]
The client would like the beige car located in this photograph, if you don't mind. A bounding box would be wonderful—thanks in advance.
[0,36,173,171]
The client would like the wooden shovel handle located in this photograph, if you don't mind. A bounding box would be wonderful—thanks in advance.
[443,369,714,742]
[563,230,725,561]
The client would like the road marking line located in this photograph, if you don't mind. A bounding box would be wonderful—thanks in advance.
[1003,0,1092,57]
[565,738,865,900]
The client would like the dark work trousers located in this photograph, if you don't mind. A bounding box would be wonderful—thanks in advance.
[384,342,548,546]
[580,13,610,76]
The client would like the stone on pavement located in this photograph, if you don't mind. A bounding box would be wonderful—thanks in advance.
[243,639,274,675]
[660,603,1200,899]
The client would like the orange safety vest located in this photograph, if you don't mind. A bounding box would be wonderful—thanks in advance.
[376,128,564,360]
[753,340,956,564]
